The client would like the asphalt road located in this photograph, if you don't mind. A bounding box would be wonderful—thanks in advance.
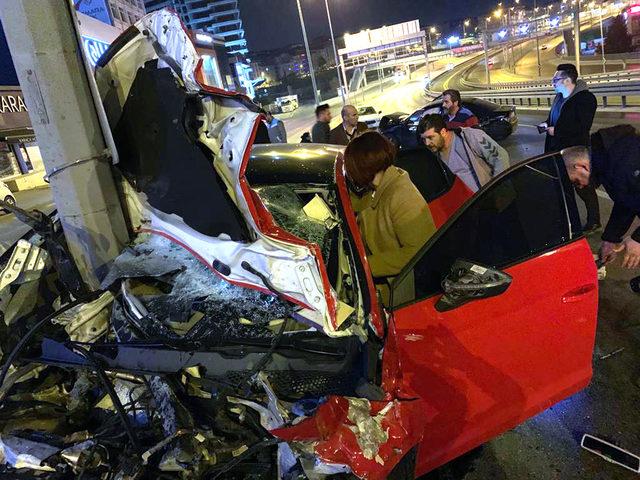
[1,90,639,479]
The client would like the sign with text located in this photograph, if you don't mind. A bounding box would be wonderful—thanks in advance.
[82,36,111,67]
[76,0,112,25]
[0,90,31,131]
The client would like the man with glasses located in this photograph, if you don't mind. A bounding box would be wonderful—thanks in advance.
[538,63,600,234]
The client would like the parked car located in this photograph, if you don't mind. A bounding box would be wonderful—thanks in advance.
[0,180,16,211]
[0,10,599,480]
[540,44,548,50]
[380,97,518,149]
[357,105,383,129]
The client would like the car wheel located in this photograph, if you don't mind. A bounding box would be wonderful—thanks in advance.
[3,195,15,210]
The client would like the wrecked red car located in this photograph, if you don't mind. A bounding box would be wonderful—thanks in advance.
[0,9,598,479]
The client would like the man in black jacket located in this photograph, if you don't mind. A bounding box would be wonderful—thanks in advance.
[562,124,640,269]
[540,63,600,233]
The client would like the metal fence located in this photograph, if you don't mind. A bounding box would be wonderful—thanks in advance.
[469,81,640,109]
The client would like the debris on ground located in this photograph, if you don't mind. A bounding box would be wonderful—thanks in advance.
[581,433,640,473]
[598,347,625,361]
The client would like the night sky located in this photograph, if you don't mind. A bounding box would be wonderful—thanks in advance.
[239,0,523,51]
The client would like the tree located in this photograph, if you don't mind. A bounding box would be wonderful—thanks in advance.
[603,15,632,54]
[316,55,328,69]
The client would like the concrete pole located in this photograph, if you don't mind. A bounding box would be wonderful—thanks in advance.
[483,31,491,86]
[324,0,345,104]
[296,0,321,105]
[574,0,581,76]
[0,0,129,289]
[599,6,606,73]
[423,34,431,79]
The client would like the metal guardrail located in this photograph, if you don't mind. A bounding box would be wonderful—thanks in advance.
[471,81,640,109]
[461,69,640,91]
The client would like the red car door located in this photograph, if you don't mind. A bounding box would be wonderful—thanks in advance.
[387,153,598,476]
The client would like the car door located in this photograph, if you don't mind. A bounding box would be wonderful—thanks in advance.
[387,153,598,475]
[395,148,473,227]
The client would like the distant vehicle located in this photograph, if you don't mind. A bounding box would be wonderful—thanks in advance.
[540,44,548,50]
[446,62,455,71]
[487,58,495,68]
[380,97,518,149]
[357,106,383,129]
[275,94,299,113]
[0,181,16,212]
[422,75,432,88]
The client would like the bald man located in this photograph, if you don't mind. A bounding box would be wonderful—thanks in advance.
[562,124,640,269]
[329,105,369,145]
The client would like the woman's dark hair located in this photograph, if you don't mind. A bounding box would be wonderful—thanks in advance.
[344,131,395,188]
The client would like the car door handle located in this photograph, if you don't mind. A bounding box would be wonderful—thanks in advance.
[562,284,597,303]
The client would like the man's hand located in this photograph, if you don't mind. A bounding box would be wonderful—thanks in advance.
[547,126,555,136]
[622,237,640,269]
[599,241,621,265]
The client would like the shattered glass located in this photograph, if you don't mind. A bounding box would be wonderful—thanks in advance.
[254,185,333,259]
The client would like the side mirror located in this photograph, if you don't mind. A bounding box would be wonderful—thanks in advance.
[435,259,512,312]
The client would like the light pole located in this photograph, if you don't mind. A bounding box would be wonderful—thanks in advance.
[574,0,581,75]
[428,26,436,51]
[599,4,606,72]
[295,0,320,105]
[323,0,346,103]
[463,19,470,37]
[534,0,542,77]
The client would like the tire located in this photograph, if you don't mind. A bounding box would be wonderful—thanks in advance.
[3,195,15,211]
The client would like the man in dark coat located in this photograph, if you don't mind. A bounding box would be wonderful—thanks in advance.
[561,124,640,269]
[311,104,332,143]
[540,63,600,233]
[328,105,368,146]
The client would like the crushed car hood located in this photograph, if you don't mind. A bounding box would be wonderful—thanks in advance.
[94,10,344,336]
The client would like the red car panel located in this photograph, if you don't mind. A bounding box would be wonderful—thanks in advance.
[390,239,598,475]
[271,396,426,480]
[427,177,473,228]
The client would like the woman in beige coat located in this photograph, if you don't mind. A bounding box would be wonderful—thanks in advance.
[344,132,436,304]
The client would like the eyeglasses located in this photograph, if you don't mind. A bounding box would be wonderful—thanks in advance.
[552,75,567,84]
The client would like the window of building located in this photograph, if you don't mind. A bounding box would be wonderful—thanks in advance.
[401,154,578,302]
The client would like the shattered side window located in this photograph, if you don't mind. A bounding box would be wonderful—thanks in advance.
[254,185,333,259]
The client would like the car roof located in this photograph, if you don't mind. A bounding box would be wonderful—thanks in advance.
[424,97,508,113]
[247,143,343,186]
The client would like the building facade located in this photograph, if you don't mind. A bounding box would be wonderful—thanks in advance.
[76,0,146,29]
[144,0,247,55]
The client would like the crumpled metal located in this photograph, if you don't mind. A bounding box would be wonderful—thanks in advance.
[0,435,59,472]
[270,396,426,480]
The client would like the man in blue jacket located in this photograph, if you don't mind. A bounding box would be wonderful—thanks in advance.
[562,124,640,269]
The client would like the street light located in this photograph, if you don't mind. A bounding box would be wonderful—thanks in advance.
[295,0,320,105]
[322,0,346,104]
[463,19,470,37]
[428,26,437,50]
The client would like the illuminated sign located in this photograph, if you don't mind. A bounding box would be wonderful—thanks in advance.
[195,33,213,44]
[629,4,640,14]
[82,36,110,67]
